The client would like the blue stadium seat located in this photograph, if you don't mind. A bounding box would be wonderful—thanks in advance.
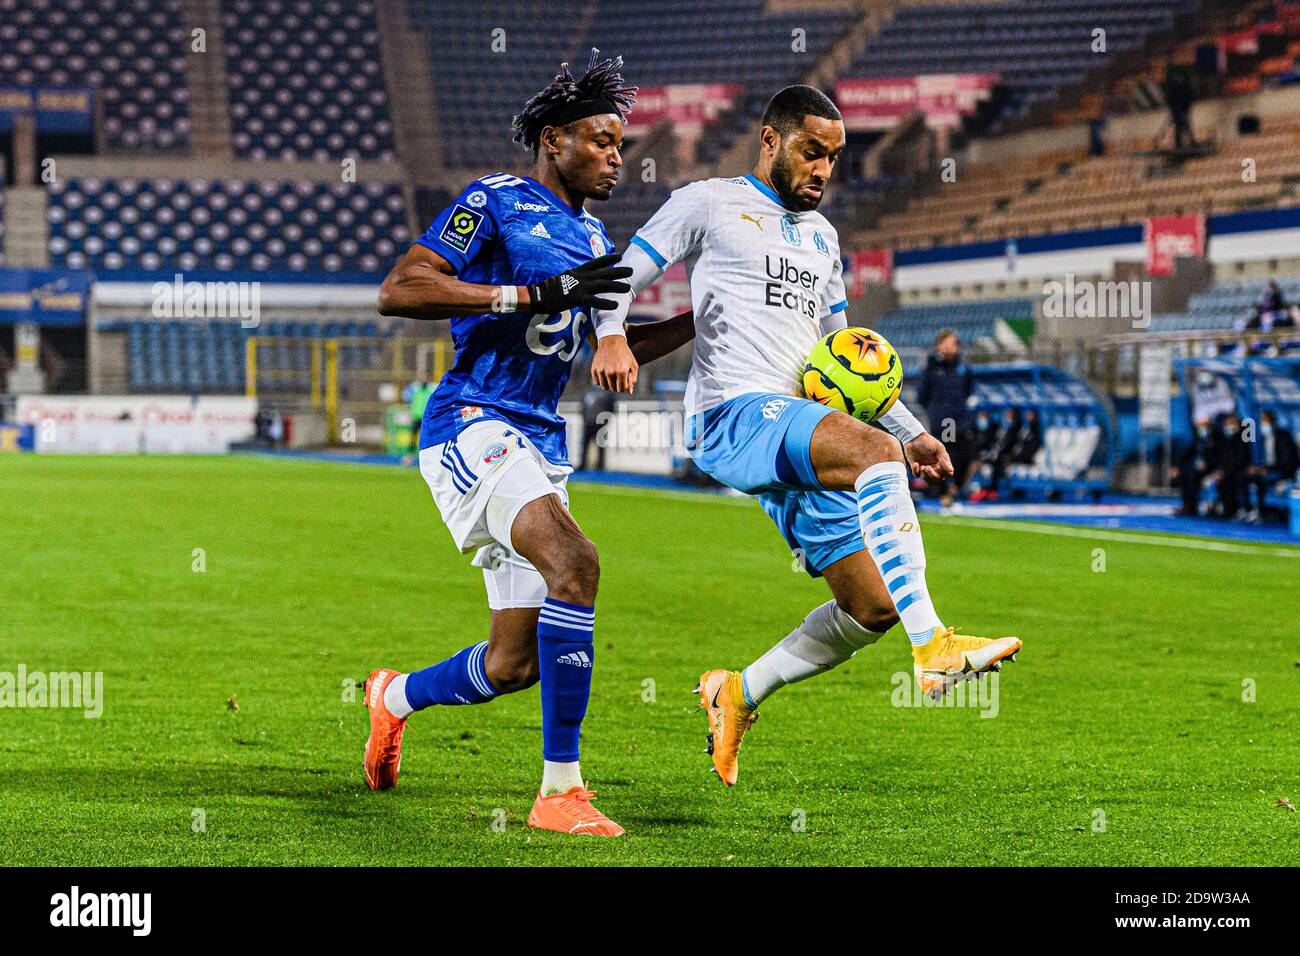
[413,0,857,169]
[223,0,396,161]
[841,0,1194,129]
[47,177,409,275]
[0,0,190,150]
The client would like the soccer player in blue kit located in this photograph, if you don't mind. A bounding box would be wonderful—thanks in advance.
[360,52,693,837]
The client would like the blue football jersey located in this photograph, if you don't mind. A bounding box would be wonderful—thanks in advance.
[415,172,615,466]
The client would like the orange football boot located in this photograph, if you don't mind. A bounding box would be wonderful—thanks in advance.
[696,669,757,787]
[527,787,625,837]
[362,668,407,790]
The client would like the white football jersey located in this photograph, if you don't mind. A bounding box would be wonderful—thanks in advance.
[607,174,848,419]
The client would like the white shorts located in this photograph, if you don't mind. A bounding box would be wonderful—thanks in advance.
[419,418,570,610]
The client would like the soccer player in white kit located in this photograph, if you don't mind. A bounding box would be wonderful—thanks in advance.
[590,86,1023,786]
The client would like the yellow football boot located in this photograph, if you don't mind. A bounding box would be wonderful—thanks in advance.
[695,669,757,787]
[912,626,1022,699]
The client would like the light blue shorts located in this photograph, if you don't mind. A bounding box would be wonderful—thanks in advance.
[685,392,865,578]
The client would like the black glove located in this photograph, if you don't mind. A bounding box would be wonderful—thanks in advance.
[528,253,633,314]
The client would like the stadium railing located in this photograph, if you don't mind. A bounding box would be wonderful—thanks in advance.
[245,334,454,445]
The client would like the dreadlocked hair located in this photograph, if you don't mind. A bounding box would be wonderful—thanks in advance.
[511,48,637,152]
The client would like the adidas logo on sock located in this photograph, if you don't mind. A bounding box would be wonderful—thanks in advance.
[530,222,551,239]
[556,651,592,668]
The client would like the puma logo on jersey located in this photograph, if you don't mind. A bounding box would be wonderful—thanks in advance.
[530,222,551,239]
[740,213,765,231]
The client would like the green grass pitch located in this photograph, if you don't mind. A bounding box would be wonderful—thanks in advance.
[2,454,1297,866]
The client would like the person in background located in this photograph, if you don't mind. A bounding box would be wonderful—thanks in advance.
[1245,410,1299,521]
[1010,408,1043,466]
[1162,64,1194,151]
[1247,280,1288,330]
[578,385,617,471]
[964,407,1002,501]
[988,407,1021,496]
[1213,413,1251,520]
[916,328,974,507]
[404,377,435,453]
[1172,415,1217,516]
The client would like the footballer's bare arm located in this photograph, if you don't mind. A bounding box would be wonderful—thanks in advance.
[627,310,695,365]
[590,311,695,393]
[377,244,530,321]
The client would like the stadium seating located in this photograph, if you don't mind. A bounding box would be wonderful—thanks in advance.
[0,0,191,151]
[583,0,857,87]
[843,0,1195,127]
[0,178,5,265]
[861,150,1086,250]
[858,117,1300,250]
[223,0,396,161]
[46,177,410,275]
[116,318,384,393]
[596,180,670,250]
[971,364,1113,492]
[1150,276,1300,332]
[413,0,858,167]
[873,297,1035,352]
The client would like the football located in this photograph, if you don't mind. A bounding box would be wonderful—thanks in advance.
[801,327,903,423]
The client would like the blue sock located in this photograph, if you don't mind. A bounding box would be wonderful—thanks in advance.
[740,670,757,710]
[536,598,595,763]
[404,641,499,709]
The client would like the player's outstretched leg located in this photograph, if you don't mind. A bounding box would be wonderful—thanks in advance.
[362,668,409,790]
[362,608,540,791]
[809,412,1022,698]
[509,493,623,837]
[698,551,892,786]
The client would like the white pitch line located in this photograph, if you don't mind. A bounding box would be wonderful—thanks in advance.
[930,515,1300,558]
[576,481,1300,558]
[253,457,1297,558]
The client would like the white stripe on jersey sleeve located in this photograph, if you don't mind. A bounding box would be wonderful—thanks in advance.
[818,253,849,334]
[592,180,711,338]
[879,400,926,444]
